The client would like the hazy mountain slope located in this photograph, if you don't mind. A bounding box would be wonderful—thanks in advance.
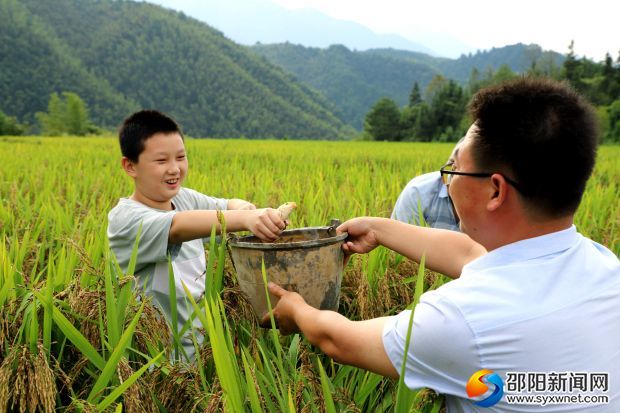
[252,43,441,129]
[0,0,138,128]
[2,0,353,138]
[252,43,566,129]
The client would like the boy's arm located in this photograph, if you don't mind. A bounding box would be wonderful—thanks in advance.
[169,208,285,243]
[338,217,485,278]
[265,283,399,378]
[227,199,256,210]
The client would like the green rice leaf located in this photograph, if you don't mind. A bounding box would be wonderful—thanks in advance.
[317,358,337,413]
[87,301,145,403]
[34,291,106,371]
[96,350,164,411]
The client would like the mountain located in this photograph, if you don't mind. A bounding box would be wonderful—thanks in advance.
[252,43,440,129]
[251,43,566,129]
[0,0,138,129]
[0,0,353,139]
[367,44,566,84]
[148,0,438,55]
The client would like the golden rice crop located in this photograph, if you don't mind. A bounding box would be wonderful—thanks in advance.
[0,136,618,411]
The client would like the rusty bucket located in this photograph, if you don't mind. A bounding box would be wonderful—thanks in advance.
[228,221,347,324]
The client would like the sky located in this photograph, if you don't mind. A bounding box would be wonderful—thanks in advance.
[269,0,619,61]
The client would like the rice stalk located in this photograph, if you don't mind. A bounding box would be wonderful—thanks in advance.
[0,344,56,413]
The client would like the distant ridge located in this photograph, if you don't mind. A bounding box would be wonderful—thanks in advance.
[252,43,566,129]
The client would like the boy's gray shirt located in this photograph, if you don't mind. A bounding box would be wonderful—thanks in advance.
[107,187,228,360]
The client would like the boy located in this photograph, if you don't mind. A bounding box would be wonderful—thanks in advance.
[107,110,286,360]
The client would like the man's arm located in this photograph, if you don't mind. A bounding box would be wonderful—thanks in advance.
[169,208,285,244]
[266,283,398,378]
[338,217,485,278]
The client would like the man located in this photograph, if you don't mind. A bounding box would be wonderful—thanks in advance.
[266,78,620,412]
[391,140,462,231]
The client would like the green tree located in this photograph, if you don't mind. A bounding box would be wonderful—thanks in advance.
[36,93,64,135]
[0,110,26,135]
[408,82,422,107]
[65,92,90,135]
[36,91,92,135]
[600,53,619,105]
[364,97,402,141]
[562,40,592,96]
[603,100,620,143]
[422,79,467,141]
[492,64,517,83]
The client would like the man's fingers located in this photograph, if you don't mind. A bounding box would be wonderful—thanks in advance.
[260,312,271,325]
[268,281,286,297]
[343,241,359,252]
[343,253,351,267]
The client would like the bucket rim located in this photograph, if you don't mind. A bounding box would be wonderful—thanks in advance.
[228,226,348,250]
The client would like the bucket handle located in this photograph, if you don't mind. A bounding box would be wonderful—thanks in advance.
[327,218,341,236]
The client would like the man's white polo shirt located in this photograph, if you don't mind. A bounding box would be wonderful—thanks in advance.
[383,225,620,412]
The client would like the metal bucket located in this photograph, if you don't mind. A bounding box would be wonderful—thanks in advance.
[228,221,347,324]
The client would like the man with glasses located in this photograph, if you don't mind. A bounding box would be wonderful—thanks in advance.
[391,141,463,231]
[266,77,619,412]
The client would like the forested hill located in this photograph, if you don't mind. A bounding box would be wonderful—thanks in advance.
[0,0,353,139]
[251,43,565,129]
[367,44,566,83]
[251,44,440,131]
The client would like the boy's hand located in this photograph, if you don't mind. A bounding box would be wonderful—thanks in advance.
[337,218,380,264]
[246,208,286,241]
[228,199,256,210]
[262,282,307,335]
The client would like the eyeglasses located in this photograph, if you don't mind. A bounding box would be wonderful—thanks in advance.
[440,162,522,192]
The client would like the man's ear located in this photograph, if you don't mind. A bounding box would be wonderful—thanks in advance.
[121,157,137,178]
[487,174,508,212]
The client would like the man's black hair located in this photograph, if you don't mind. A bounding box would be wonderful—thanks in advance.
[468,77,599,219]
[119,110,183,162]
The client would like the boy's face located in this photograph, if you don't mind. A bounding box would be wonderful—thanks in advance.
[123,132,188,210]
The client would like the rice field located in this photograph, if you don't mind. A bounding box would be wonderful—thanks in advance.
[0,136,618,412]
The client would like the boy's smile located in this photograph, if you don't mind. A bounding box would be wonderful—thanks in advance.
[123,132,188,210]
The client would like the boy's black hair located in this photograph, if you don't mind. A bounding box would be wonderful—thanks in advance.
[119,110,184,162]
[468,77,599,219]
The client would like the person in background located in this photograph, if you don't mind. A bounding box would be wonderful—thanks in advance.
[107,110,286,360]
[391,139,463,231]
[266,78,620,412]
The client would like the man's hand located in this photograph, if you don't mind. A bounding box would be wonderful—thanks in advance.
[245,209,286,242]
[263,282,399,379]
[337,217,380,265]
[262,282,311,335]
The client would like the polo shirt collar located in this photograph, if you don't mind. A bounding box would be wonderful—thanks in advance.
[438,181,449,198]
[463,225,580,273]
